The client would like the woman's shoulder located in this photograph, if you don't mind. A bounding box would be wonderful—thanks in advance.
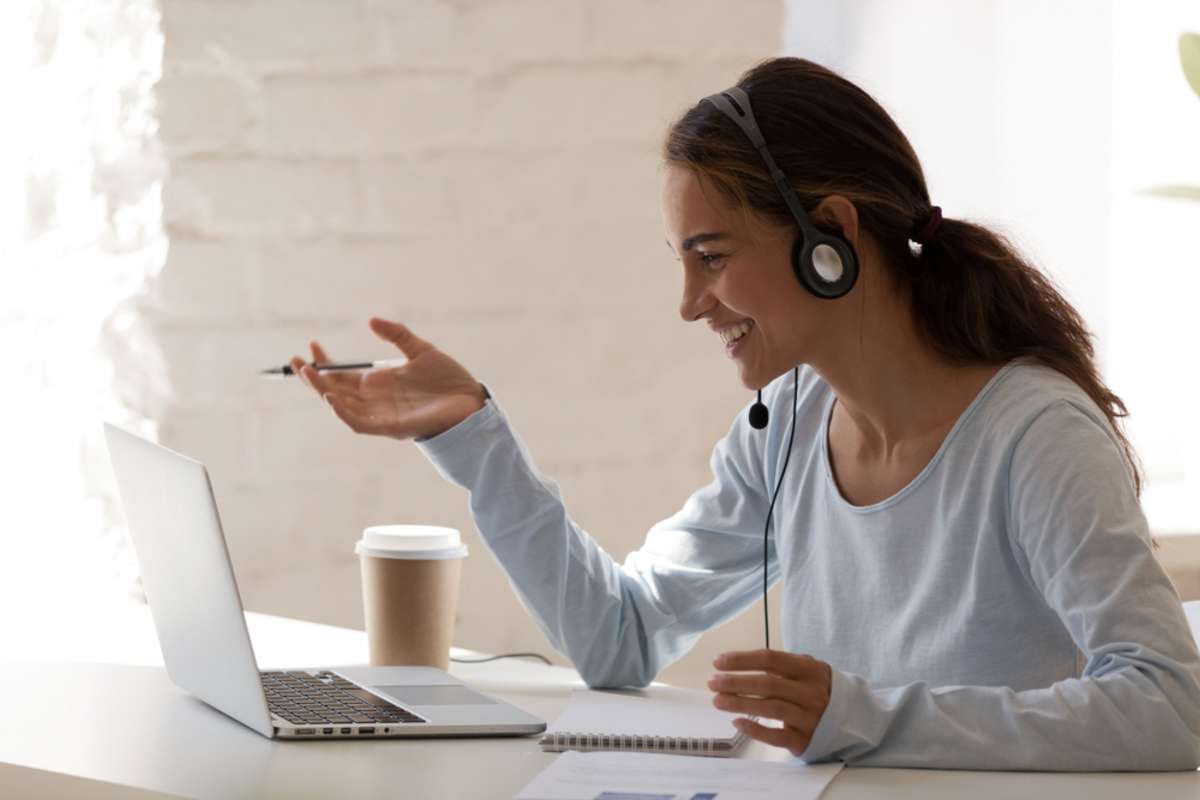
[972,357,1123,458]
[981,359,1143,518]
[987,357,1107,422]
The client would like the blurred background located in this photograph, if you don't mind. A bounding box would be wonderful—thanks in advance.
[2,0,1197,689]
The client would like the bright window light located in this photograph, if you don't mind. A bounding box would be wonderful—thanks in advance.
[0,1,166,642]
[1110,6,1200,534]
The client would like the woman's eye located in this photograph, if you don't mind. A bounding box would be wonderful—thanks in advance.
[698,252,726,268]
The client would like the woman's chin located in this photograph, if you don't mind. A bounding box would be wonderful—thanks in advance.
[738,358,799,393]
[736,363,764,392]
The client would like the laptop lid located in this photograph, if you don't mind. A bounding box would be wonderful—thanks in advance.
[103,423,274,738]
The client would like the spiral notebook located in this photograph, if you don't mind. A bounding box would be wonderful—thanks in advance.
[540,686,750,758]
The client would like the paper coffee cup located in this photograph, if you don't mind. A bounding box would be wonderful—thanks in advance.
[355,525,468,669]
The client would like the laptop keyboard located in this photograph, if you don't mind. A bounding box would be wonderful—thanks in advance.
[261,670,426,726]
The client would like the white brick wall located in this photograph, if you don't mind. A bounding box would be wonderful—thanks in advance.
[152,0,783,688]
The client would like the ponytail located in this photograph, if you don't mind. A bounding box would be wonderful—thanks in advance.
[912,217,1142,495]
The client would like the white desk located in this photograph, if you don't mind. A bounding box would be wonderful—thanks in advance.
[3,602,1198,799]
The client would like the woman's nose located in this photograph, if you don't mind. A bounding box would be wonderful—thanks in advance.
[678,274,714,322]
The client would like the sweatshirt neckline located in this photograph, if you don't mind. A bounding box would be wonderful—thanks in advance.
[819,360,1021,514]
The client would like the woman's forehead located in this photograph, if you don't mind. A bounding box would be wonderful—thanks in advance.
[660,165,744,245]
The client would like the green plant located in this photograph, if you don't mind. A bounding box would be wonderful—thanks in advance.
[1139,33,1200,202]
[1181,32,1200,98]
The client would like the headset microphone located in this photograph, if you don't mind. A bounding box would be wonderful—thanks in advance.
[748,390,769,429]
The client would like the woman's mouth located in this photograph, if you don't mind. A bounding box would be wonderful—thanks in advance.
[721,320,754,357]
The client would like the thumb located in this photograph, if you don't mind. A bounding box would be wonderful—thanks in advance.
[369,317,434,358]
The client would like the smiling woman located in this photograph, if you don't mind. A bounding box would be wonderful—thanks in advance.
[288,56,1200,772]
[661,59,1143,498]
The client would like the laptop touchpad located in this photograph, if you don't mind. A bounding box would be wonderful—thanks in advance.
[376,685,497,706]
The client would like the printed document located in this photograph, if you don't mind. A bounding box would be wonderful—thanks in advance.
[514,750,843,800]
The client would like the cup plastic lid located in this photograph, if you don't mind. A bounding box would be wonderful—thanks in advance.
[356,525,467,560]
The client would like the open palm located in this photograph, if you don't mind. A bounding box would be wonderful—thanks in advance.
[291,318,488,441]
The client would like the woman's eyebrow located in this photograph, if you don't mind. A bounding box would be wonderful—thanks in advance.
[665,232,731,253]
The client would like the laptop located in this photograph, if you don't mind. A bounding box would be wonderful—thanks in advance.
[103,422,547,740]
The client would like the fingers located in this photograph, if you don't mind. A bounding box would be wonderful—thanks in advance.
[730,717,816,759]
[708,672,793,700]
[712,689,823,728]
[290,354,325,389]
[369,317,433,359]
[292,345,343,394]
[290,356,310,384]
[308,340,358,389]
[299,364,335,396]
[708,650,832,757]
[290,344,392,437]
[718,681,828,716]
[710,667,826,727]
[713,693,799,723]
[712,649,823,681]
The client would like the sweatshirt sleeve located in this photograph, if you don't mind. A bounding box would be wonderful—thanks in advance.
[414,393,779,689]
[800,400,1200,771]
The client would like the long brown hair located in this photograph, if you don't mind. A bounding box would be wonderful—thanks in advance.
[663,56,1143,497]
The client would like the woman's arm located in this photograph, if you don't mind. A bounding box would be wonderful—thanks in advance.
[415,391,778,689]
[796,401,1200,770]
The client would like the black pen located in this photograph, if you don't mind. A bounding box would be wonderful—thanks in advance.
[260,358,407,378]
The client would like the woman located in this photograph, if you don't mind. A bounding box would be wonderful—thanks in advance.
[290,58,1200,770]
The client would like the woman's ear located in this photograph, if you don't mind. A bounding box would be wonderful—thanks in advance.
[811,195,859,248]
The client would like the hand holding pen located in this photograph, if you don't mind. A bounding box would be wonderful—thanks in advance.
[282,317,490,441]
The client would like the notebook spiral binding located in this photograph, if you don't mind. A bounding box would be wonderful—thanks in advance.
[541,731,718,756]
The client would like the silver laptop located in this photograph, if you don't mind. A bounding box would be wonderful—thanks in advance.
[103,422,546,740]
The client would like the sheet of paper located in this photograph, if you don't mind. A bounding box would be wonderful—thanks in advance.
[514,751,843,800]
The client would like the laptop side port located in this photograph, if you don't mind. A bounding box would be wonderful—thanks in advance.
[360,727,376,735]
[340,727,352,734]
[322,728,333,735]
[296,729,315,735]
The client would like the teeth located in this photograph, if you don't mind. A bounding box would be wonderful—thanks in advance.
[720,320,753,345]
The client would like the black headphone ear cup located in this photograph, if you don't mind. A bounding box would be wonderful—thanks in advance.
[791,234,859,299]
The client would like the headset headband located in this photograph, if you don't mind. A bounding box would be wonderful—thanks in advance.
[701,87,820,240]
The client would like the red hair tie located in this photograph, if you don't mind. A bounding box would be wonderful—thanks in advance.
[911,205,943,245]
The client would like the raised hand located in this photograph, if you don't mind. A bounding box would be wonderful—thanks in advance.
[291,317,488,441]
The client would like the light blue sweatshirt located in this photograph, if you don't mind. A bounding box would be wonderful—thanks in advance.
[415,358,1200,770]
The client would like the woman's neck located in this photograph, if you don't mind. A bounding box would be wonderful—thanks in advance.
[810,288,998,463]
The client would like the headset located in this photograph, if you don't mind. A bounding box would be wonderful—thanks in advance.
[701,86,859,300]
[700,86,860,650]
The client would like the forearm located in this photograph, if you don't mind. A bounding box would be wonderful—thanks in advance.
[805,649,1200,771]
[415,399,676,688]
